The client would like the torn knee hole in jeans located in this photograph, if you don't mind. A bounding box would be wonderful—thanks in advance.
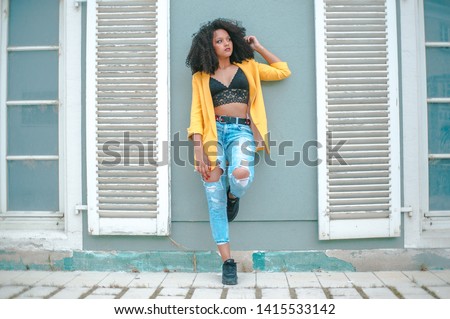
[236,177,249,187]
[231,171,250,187]
[235,167,251,181]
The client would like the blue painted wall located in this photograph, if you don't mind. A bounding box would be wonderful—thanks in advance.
[82,0,403,252]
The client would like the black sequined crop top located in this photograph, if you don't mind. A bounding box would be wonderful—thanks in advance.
[210,68,249,107]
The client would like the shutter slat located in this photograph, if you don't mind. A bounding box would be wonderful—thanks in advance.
[331,190,390,198]
[335,145,389,152]
[328,110,389,118]
[97,110,157,116]
[99,189,157,196]
[99,203,157,210]
[329,164,389,171]
[98,6,156,13]
[97,57,157,63]
[98,170,157,177]
[327,25,386,32]
[326,71,388,78]
[97,156,159,161]
[97,133,157,139]
[327,104,388,111]
[98,211,158,218]
[97,31,157,39]
[98,45,156,52]
[97,184,157,191]
[329,184,389,191]
[97,0,157,5]
[329,170,389,178]
[98,25,156,31]
[330,130,389,138]
[329,176,390,185]
[329,211,390,219]
[97,98,157,103]
[328,158,390,165]
[328,83,389,90]
[326,32,387,39]
[327,124,389,131]
[97,124,157,129]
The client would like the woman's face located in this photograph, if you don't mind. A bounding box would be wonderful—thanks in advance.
[212,29,233,59]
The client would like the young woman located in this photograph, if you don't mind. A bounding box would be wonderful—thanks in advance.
[186,18,291,285]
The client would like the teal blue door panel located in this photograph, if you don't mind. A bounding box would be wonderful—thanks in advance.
[8,0,59,46]
[424,0,450,42]
[7,160,59,211]
[426,48,450,98]
[7,105,59,156]
[429,159,450,210]
[7,50,59,101]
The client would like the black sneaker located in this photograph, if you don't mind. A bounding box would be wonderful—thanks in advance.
[227,188,240,222]
[222,259,238,285]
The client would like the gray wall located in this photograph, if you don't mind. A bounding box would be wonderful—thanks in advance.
[83,0,403,251]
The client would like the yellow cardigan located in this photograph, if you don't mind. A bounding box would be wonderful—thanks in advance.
[187,59,291,168]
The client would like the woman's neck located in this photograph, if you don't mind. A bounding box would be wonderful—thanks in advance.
[217,58,232,70]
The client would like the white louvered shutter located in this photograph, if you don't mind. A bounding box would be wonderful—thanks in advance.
[315,0,400,239]
[86,0,169,235]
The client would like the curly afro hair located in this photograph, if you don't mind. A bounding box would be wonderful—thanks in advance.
[186,18,254,74]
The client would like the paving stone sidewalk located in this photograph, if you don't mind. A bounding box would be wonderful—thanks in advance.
[1,269,449,299]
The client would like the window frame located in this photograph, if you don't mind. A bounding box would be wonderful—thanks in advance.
[0,0,82,250]
[402,0,450,248]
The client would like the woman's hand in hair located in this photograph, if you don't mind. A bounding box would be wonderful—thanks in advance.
[245,35,282,64]
[244,35,263,52]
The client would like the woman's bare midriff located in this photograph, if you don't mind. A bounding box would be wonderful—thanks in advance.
[214,103,248,118]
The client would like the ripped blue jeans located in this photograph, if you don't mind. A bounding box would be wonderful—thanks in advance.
[203,121,256,245]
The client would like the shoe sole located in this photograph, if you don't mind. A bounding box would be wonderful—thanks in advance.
[227,211,238,222]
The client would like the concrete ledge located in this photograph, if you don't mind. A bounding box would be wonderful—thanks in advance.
[0,250,223,272]
[0,249,449,272]
[253,251,355,272]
